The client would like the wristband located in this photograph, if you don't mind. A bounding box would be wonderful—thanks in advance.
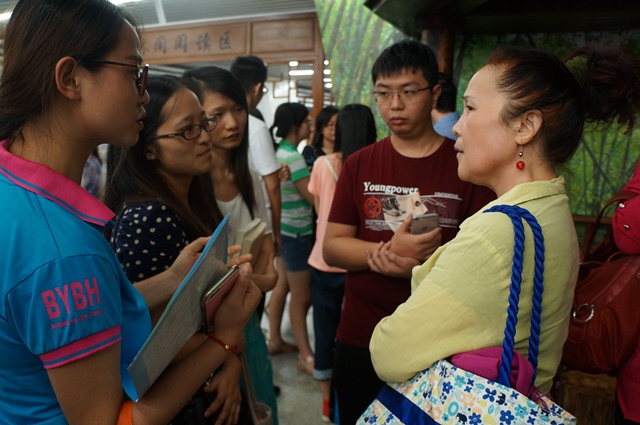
[208,333,239,352]
[116,400,133,425]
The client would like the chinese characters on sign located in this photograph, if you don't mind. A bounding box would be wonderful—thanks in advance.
[142,25,246,61]
[219,31,230,50]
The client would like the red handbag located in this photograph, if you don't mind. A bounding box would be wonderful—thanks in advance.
[562,190,640,374]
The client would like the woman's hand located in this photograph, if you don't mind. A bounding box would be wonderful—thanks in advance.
[167,236,211,285]
[389,214,442,261]
[203,355,243,425]
[252,252,278,292]
[226,244,252,269]
[278,163,291,181]
[366,241,421,279]
[212,264,261,346]
[165,240,253,297]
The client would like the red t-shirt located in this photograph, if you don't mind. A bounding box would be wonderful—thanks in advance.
[328,136,495,348]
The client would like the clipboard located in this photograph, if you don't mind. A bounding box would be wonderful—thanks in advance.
[125,215,231,400]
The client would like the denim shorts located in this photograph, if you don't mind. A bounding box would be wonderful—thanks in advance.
[280,234,313,272]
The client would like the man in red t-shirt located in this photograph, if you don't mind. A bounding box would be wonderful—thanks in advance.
[324,39,495,425]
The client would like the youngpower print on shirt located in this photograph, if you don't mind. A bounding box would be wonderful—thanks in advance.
[361,180,464,232]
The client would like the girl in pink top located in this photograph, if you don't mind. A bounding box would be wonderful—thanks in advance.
[307,104,377,422]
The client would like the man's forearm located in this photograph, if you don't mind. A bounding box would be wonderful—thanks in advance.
[323,235,379,271]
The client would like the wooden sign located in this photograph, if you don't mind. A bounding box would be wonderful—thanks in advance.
[142,24,247,62]
[252,18,315,53]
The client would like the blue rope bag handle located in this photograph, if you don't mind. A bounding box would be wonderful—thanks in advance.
[483,205,545,389]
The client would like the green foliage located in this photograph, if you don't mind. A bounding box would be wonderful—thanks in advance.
[453,31,640,215]
[566,124,640,215]
[315,2,640,216]
[314,0,406,139]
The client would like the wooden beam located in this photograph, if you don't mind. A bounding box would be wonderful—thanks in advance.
[311,17,325,117]
[458,8,640,34]
[365,0,640,38]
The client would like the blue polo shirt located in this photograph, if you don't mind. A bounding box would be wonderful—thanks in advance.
[0,140,151,423]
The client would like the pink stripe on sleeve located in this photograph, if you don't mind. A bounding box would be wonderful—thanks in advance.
[40,326,122,369]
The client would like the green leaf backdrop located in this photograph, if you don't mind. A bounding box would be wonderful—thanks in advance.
[314,0,640,219]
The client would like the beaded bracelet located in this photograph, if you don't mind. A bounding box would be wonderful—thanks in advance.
[208,333,239,353]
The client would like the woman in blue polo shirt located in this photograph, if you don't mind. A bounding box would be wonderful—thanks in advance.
[0,1,260,424]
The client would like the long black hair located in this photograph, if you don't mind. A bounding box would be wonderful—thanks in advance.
[183,66,257,218]
[103,75,222,240]
[334,104,377,163]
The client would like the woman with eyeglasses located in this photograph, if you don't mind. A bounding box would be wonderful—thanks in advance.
[104,74,254,425]
[302,105,340,169]
[184,66,279,423]
[104,75,222,286]
[104,75,222,319]
[0,1,260,424]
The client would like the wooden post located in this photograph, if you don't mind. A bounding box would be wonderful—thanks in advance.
[420,17,454,78]
[311,17,325,118]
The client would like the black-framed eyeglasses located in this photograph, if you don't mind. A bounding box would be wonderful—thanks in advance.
[80,59,149,96]
[372,86,431,104]
[150,116,218,141]
[261,84,269,94]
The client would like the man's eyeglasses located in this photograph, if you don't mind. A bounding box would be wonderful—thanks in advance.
[79,58,149,96]
[372,86,431,105]
[150,116,218,141]
[261,84,269,94]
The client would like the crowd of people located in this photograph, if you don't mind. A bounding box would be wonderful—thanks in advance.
[1,1,640,425]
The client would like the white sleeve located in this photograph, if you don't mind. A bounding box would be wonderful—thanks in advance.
[247,116,280,177]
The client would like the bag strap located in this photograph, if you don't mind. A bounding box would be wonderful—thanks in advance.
[483,205,545,388]
[583,190,639,256]
[239,354,260,424]
[324,156,339,181]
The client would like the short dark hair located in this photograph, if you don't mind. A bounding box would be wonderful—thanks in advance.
[0,0,139,140]
[371,39,439,87]
[270,103,309,139]
[103,75,222,241]
[230,55,268,94]
[435,74,458,113]
[334,104,377,163]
